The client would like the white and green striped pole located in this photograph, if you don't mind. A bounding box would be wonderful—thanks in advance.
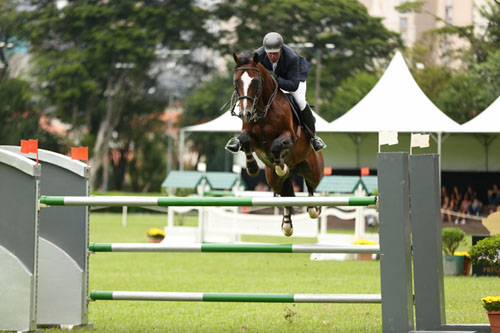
[89,243,379,254]
[40,195,377,207]
[90,291,381,303]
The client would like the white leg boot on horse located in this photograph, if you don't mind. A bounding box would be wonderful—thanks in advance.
[306,181,322,219]
[274,162,289,177]
[281,207,293,236]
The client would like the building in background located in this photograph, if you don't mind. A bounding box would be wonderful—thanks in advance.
[359,0,490,63]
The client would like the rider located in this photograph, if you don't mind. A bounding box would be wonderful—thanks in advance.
[225,32,327,153]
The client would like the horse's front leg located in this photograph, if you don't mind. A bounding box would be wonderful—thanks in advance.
[238,131,260,177]
[270,133,293,177]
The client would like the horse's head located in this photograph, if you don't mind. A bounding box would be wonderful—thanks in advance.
[232,51,263,122]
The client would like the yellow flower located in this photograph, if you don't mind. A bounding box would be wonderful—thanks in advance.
[353,239,378,245]
[147,227,165,238]
[481,296,500,311]
[453,251,471,258]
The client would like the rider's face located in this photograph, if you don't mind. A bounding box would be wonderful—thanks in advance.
[266,51,281,63]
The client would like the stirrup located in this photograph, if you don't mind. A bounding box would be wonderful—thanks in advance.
[311,137,327,152]
[225,137,241,154]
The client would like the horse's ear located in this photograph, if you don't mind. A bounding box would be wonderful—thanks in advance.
[253,52,259,64]
[233,52,239,63]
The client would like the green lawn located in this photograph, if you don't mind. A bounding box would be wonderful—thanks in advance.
[43,212,496,332]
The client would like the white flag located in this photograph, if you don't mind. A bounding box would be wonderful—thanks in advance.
[411,133,430,148]
[378,131,398,146]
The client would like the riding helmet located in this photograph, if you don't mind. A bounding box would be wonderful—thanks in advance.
[263,32,284,53]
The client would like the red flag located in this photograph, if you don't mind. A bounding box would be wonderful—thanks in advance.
[20,139,39,164]
[360,167,370,177]
[71,147,89,165]
[20,139,38,154]
[323,166,332,176]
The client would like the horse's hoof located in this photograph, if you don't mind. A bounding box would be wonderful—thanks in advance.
[308,206,321,219]
[246,167,260,177]
[282,222,293,237]
[275,164,289,177]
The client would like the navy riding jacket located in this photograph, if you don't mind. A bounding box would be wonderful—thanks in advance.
[256,45,312,92]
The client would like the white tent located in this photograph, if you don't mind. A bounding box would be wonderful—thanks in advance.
[460,96,500,133]
[450,96,500,171]
[182,109,331,133]
[328,51,461,133]
[182,110,243,133]
[180,109,330,170]
[322,51,462,170]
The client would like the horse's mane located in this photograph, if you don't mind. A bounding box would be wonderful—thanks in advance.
[235,50,273,90]
[235,51,254,67]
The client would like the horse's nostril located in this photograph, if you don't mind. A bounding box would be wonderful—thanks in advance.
[246,112,251,118]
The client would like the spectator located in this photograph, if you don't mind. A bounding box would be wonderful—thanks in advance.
[255,181,269,191]
[441,185,448,199]
[466,186,477,201]
[456,193,470,225]
[487,184,500,208]
[451,185,462,211]
[468,197,482,216]
[441,193,453,223]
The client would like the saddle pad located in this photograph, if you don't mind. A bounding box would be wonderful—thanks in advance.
[283,93,302,126]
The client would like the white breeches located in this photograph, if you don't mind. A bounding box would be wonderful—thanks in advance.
[285,80,307,111]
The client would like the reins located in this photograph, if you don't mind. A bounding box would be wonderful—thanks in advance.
[224,65,279,123]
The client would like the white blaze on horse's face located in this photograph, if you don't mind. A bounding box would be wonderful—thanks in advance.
[240,71,254,121]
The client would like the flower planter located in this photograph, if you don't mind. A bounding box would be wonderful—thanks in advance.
[358,253,372,260]
[443,254,464,276]
[487,311,500,333]
[148,237,163,243]
[463,258,472,276]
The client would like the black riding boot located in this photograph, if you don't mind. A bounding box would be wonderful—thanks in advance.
[301,104,327,152]
[225,137,241,154]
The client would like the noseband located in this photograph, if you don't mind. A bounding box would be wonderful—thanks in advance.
[226,65,278,123]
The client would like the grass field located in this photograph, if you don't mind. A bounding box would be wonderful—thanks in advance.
[43,212,497,332]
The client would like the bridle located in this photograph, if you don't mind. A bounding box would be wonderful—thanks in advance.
[225,65,279,123]
[233,66,263,121]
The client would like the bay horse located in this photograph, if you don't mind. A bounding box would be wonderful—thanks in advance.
[229,51,324,236]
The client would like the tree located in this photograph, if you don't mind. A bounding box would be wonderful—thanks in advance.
[0,77,61,150]
[403,33,452,104]
[397,1,500,122]
[397,1,500,65]
[0,78,37,142]
[181,73,236,171]
[437,50,500,123]
[23,0,215,189]
[215,0,402,117]
[0,0,26,80]
[322,71,378,120]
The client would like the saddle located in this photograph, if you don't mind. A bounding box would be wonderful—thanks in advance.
[283,93,302,126]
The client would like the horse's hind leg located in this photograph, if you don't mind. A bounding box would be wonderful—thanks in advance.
[239,132,260,177]
[280,177,295,237]
[306,181,322,219]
